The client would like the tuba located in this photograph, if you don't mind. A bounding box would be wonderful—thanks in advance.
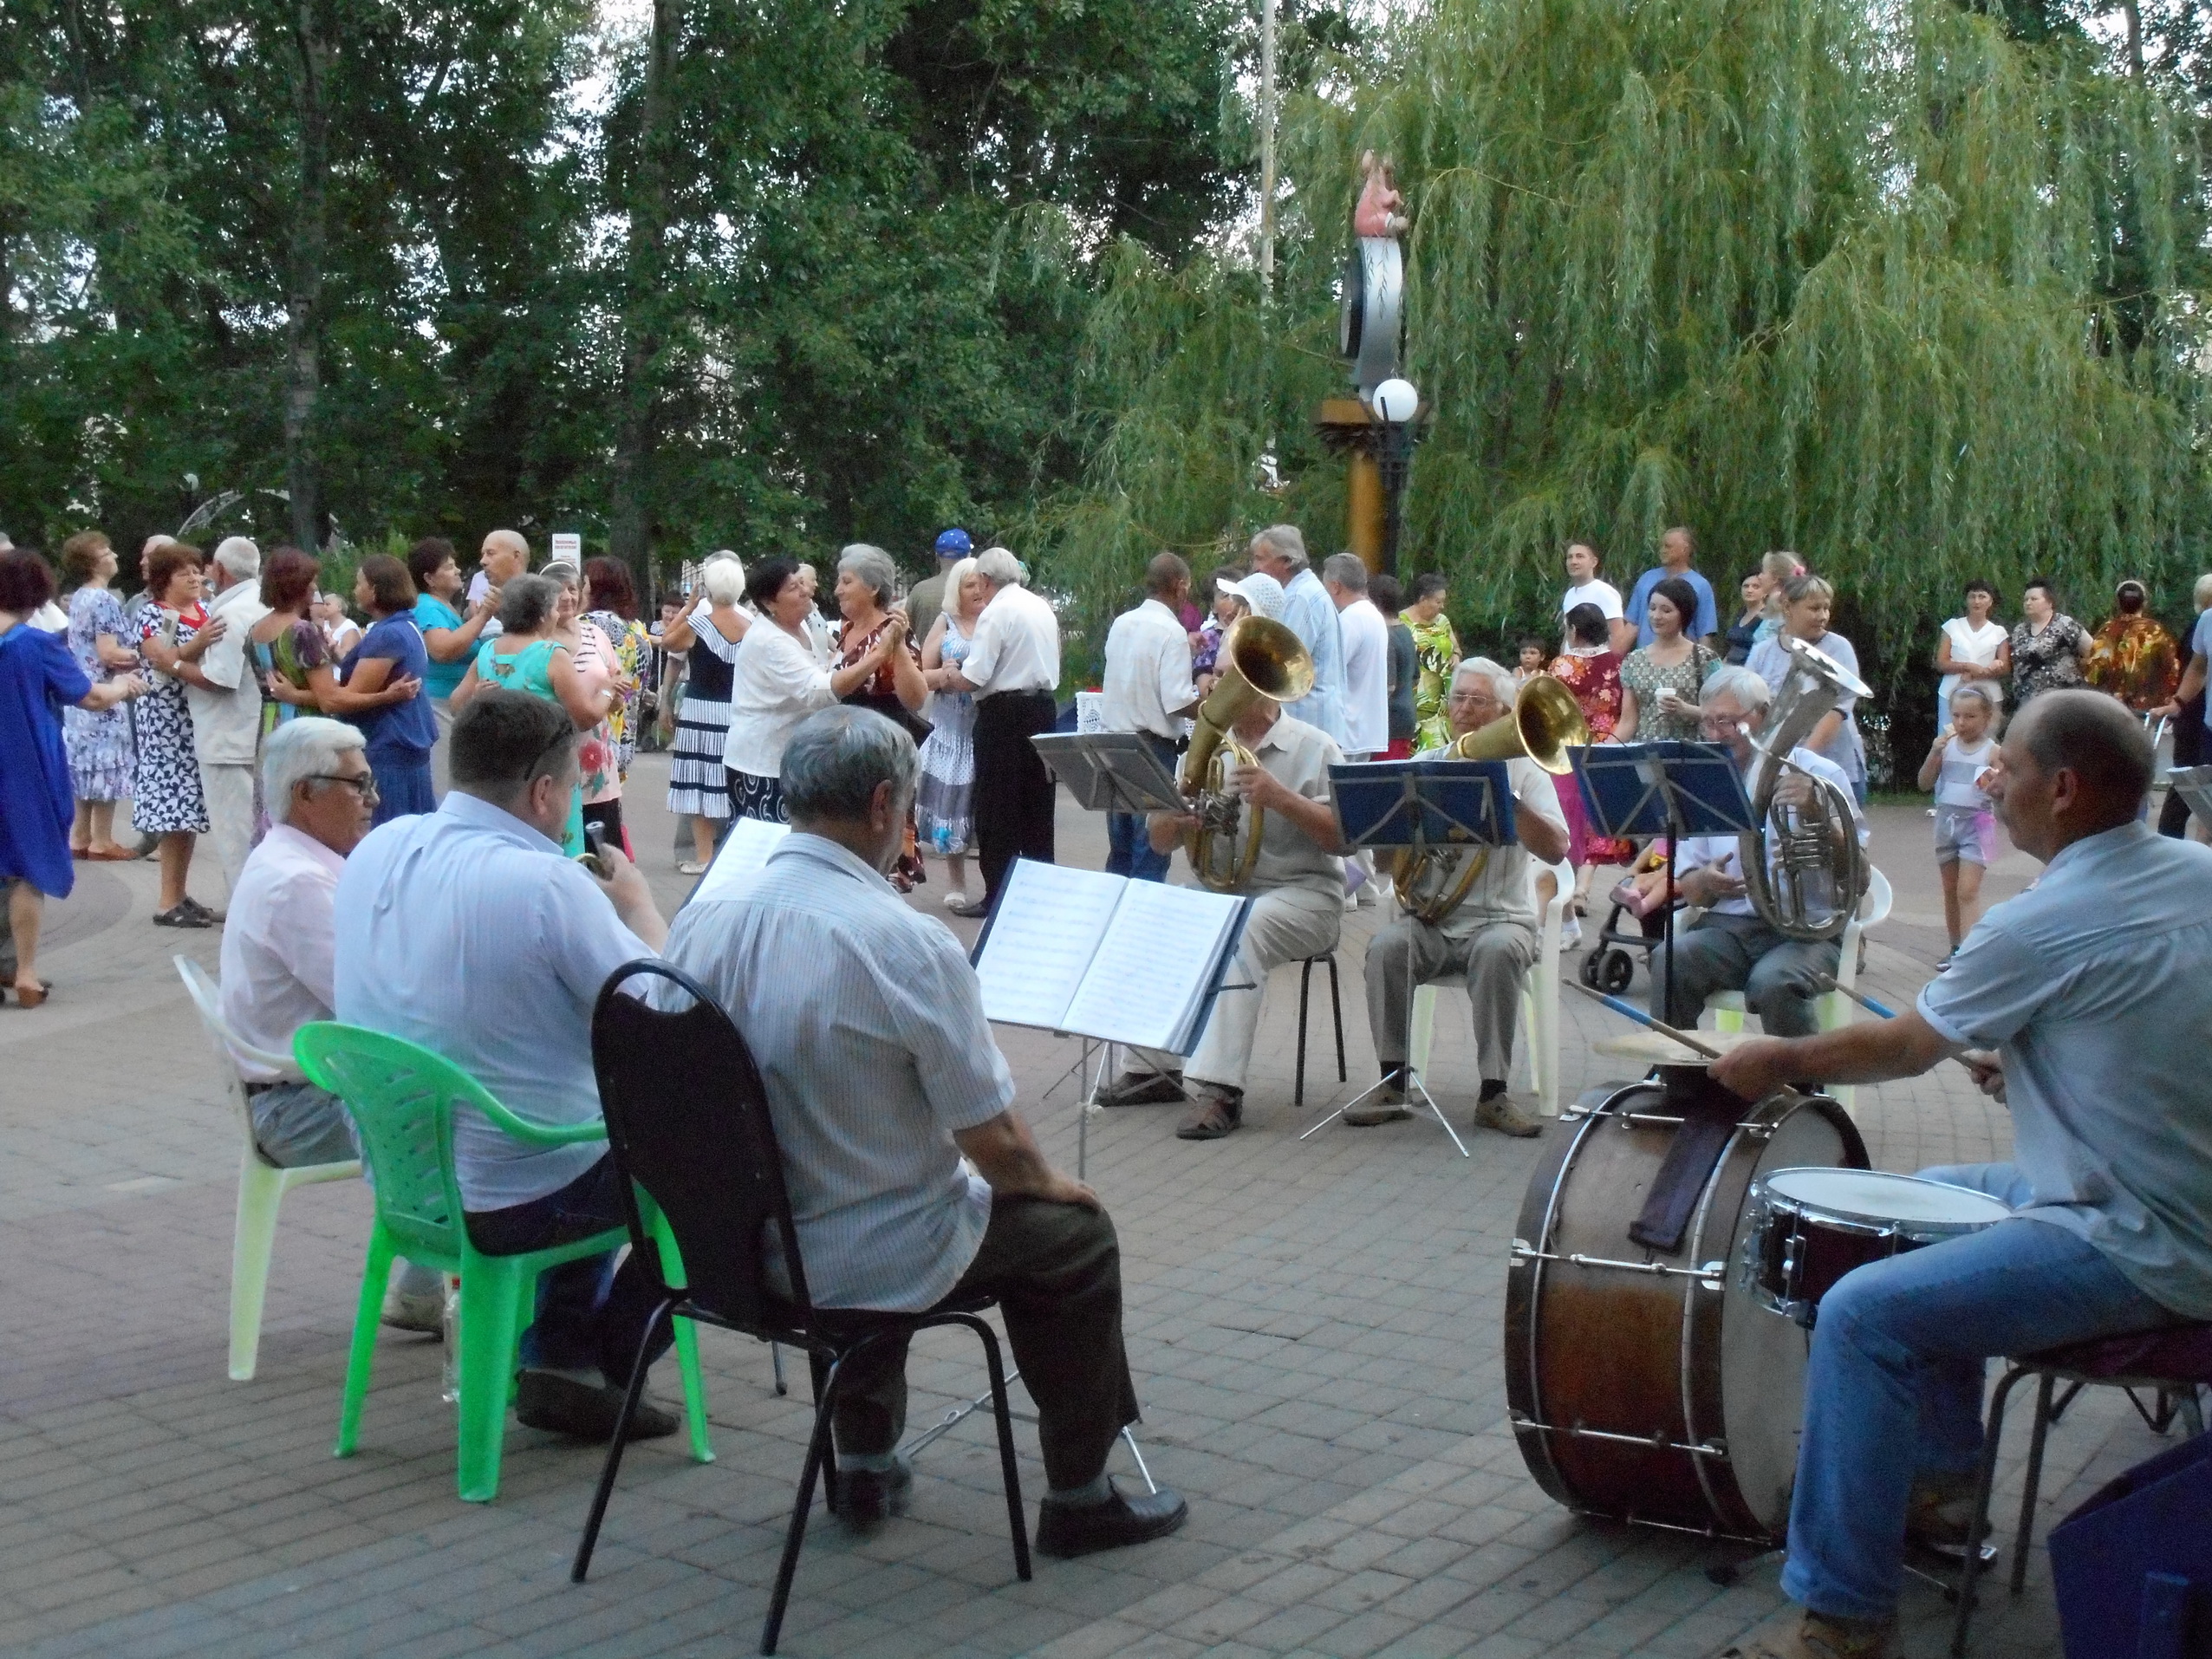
[1737,637,1871,942]
[1180,616,1317,891]
[1394,676,1590,924]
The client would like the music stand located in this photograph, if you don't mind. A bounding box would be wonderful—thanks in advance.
[1573,742,1759,1015]
[1031,732,1187,815]
[1301,760,1517,1157]
[2170,764,2212,833]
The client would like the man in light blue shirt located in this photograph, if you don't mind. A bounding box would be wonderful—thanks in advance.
[1248,524,1349,746]
[663,707,1187,1555]
[1712,690,2212,1659]
[335,689,680,1444]
[1624,525,1721,647]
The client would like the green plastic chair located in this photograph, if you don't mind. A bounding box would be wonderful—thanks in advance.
[294,1022,712,1502]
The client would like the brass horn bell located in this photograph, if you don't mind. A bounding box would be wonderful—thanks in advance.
[1178,616,1317,891]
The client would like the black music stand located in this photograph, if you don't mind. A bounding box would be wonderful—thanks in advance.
[1302,761,1516,1157]
[1572,743,1759,1014]
[1030,732,1187,815]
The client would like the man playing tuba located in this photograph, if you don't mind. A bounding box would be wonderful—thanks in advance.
[1094,603,1350,1142]
[1650,665,1869,1038]
[1361,659,1572,1136]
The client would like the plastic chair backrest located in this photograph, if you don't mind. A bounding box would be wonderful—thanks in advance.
[293,1023,477,1261]
[175,956,294,1148]
[590,960,807,1332]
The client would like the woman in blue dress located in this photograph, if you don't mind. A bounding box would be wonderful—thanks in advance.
[334,556,435,824]
[0,550,145,1006]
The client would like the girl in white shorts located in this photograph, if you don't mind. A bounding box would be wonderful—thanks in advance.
[1915,685,1998,967]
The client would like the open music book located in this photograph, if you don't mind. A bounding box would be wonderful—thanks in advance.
[972,860,1251,1054]
[683,816,792,907]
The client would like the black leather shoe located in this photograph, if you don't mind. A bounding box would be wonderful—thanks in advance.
[515,1370,678,1442]
[1034,1484,1189,1558]
[829,1454,913,1532]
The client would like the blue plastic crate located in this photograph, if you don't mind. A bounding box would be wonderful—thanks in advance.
[2049,1428,2212,1658]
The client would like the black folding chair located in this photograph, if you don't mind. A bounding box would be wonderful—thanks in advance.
[569,960,1031,1654]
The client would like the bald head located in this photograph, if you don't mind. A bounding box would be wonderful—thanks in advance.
[1990,690,2151,860]
[480,529,530,584]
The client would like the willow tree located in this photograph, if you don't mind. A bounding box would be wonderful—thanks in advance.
[1040,0,2212,722]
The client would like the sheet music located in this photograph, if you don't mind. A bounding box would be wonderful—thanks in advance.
[686,816,791,906]
[1060,880,1245,1050]
[974,863,1123,1031]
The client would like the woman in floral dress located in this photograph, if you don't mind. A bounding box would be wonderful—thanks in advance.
[1403,571,1461,751]
[58,532,139,858]
[1548,602,1634,898]
[132,543,219,927]
[1617,577,1718,743]
[916,556,981,906]
[2010,578,2092,706]
[583,557,651,783]
[833,544,931,891]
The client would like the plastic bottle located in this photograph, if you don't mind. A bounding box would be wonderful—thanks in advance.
[439,1275,462,1405]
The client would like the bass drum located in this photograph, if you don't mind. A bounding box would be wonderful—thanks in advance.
[1503,1074,1868,1540]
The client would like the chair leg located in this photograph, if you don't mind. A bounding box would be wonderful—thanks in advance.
[670,1311,713,1465]
[1295,958,1313,1107]
[1952,1363,2033,1657]
[764,1356,843,1656]
[1327,955,1345,1083]
[953,1314,1032,1581]
[770,1339,788,1396]
[2182,1387,2206,1438]
[229,1156,286,1382]
[2009,1372,2059,1597]
[334,1225,398,1457]
[456,1259,525,1504]
[571,1298,678,1583]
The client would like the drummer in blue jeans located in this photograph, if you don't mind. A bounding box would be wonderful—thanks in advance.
[1708,689,2212,1659]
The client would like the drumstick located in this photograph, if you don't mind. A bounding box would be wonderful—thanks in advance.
[1562,979,1727,1061]
[1811,973,1897,1020]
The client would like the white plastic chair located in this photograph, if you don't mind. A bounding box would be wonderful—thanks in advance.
[1710,867,1894,1112]
[174,956,361,1380]
[1405,856,1573,1116]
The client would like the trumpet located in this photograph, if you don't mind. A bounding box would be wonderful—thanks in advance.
[1180,616,1316,891]
[1394,676,1589,924]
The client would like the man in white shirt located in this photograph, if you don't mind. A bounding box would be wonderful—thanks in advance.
[334,689,681,1442]
[1649,667,1869,1038]
[1324,552,1389,759]
[941,546,1061,916]
[1098,553,1200,882]
[186,537,270,912]
[1558,542,1632,656]
[662,708,1187,1551]
[463,528,530,632]
[1361,660,1569,1136]
[1249,525,1348,745]
[219,717,445,1327]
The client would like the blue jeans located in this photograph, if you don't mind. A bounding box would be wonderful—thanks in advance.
[1781,1161,2176,1622]
[1106,812,1171,882]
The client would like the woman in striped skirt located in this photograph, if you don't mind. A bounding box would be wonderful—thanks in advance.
[661,556,749,872]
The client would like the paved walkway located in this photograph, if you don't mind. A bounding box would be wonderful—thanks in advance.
[0,759,2170,1658]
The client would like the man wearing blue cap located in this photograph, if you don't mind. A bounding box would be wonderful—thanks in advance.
[904,529,972,647]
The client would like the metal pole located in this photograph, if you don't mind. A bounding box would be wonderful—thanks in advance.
[1259,0,1277,291]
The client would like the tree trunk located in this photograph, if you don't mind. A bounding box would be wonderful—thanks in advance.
[283,0,331,553]
[608,0,677,595]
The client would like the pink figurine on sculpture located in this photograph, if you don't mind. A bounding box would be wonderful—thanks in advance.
[1354,150,1409,238]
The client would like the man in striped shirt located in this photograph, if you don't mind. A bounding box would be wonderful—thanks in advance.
[662,707,1187,1554]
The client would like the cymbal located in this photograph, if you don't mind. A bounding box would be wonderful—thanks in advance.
[1591,1028,1765,1063]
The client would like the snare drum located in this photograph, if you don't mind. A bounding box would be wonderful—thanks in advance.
[1746,1168,2013,1327]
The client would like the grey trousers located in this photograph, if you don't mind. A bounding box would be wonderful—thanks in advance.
[198,759,256,908]
[1648,912,1838,1037]
[1365,914,1537,1085]
[248,1081,360,1168]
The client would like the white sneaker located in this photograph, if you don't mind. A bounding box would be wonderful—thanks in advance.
[1558,916,1583,950]
[943,889,970,910]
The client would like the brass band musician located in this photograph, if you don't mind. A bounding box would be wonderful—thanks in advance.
[1360,659,1570,1136]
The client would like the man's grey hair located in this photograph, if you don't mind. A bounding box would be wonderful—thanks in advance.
[263,716,365,824]
[496,572,560,634]
[1701,664,1772,713]
[700,555,745,607]
[1452,656,1518,706]
[1251,524,1309,572]
[781,706,918,820]
[837,543,900,608]
[974,546,1025,588]
[212,537,261,582]
[1321,551,1369,593]
[2011,688,2153,812]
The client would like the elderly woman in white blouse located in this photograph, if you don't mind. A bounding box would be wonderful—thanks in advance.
[722,556,906,822]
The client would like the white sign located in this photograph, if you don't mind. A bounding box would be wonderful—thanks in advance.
[550,532,582,562]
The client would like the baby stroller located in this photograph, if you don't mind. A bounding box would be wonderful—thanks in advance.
[1578,842,1671,995]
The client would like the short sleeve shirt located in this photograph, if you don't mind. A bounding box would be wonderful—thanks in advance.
[2194,608,2212,667]
[413,595,467,699]
[1627,568,1721,646]
[1917,823,2212,1319]
[1242,713,1346,899]
[1435,755,1568,940]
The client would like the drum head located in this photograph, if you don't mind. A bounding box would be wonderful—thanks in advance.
[1761,1168,2014,1228]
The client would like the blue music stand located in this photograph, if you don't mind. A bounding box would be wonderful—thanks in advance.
[1315,760,1518,1157]
[1572,742,1758,1015]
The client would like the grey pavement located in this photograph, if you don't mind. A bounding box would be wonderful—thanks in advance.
[0,757,2173,1658]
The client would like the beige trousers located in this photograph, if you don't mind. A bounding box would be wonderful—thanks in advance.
[198,760,257,908]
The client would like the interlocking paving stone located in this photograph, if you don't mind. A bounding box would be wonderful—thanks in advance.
[2,764,2164,1656]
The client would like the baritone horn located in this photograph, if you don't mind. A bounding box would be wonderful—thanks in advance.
[1180,616,1316,891]
[1737,636,1870,941]
[1393,675,1590,924]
